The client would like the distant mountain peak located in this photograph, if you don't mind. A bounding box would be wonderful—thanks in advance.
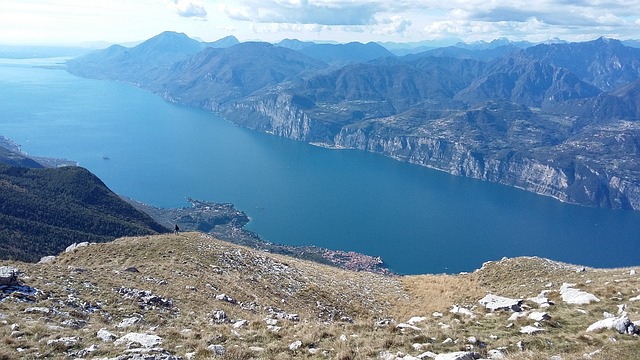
[207,35,240,48]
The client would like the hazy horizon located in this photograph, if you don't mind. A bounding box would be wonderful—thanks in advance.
[1,1,640,47]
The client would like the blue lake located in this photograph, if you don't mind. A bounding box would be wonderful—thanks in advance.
[1,58,639,274]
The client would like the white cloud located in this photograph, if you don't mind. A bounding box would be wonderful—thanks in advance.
[220,0,387,25]
[168,0,207,20]
[1,0,640,46]
[251,22,328,34]
[375,15,412,35]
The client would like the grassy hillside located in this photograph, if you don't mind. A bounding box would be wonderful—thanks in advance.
[0,163,168,261]
[0,233,638,359]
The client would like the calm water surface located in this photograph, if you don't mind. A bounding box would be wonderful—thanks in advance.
[1,58,639,274]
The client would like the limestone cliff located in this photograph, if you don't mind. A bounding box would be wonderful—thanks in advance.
[221,97,640,211]
[333,128,640,210]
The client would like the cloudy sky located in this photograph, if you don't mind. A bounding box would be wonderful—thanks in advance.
[1,0,639,46]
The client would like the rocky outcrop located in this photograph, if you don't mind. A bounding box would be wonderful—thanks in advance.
[0,266,19,286]
[478,294,523,312]
[587,313,639,335]
[559,283,600,305]
[223,94,335,143]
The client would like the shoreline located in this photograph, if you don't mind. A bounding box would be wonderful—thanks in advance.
[125,197,393,275]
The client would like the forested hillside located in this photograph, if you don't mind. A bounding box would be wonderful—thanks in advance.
[0,163,168,262]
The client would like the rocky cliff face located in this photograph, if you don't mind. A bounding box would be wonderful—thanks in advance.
[225,94,331,142]
[333,128,640,210]
[221,95,640,211]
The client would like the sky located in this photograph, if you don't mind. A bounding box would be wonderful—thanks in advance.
[1,0,639,46]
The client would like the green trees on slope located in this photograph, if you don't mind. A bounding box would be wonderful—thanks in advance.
[0,164,168,262]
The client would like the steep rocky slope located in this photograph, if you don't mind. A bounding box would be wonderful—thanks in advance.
[1,233,639,359]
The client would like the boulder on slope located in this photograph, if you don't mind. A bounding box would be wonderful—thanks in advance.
[478,294,523,312]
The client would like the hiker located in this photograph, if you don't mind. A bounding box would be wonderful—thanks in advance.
[174,224,180,234]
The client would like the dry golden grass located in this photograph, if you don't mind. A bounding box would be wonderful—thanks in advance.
[0,233,638,359]
[396,273,484,319]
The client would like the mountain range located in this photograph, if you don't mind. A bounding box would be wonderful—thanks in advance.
[66,32,640,210]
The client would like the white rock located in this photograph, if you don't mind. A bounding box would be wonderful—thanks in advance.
[434,351,478,360]
[65,242,89,253]
[630,269,636,276]
[528,291,553,306]
[96,328,117,342]
[559,283,600,305]
[583,349,601,359]
[508,311,527,321]
[265,318,278,326]
[528,312,551,321]
[24,307,49,314]
[432,312,443,318]
[442,338,453,344]
[487,349,506,359]
[412,343,425,351]
[47,336,78,348]
[267,325,281,332]
[629,295,640,302]
[404,356,420,360]
[83,344,99,352]
[407,316,427,325]
[478,294,523,312]
[289,340,303,351]
[38,256,56,264]
[208,344,226,355]
[586,314,638,334]
[417,351,438,359]
[211,310,227,321]
[379,351,397,360]
[397,323,422,331]
[450,305,475,318]
[114,333,162,348]
[603,311,615,319]
[520,326,544,334]
[249,346,265,352]
[233,320,248,329]
[117,317,141,328]
[216,293,235,303]
[340,334,348,341]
